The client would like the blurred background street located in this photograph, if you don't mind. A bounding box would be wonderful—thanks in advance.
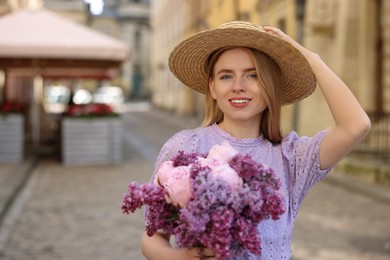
[1,0,390,259]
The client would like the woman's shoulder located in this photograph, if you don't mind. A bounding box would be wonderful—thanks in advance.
[161,126,211,154]
[154,126,211,169]
[280,130,329,155]
[167,126,208,143]
[281,131,300,146]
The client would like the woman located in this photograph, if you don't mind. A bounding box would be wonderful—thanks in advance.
[141,21,371,259]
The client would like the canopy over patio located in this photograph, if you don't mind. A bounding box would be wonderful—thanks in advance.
[0,8,130,149]
[0,8,129,74]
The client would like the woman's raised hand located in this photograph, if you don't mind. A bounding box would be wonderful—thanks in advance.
[263,26,318,63]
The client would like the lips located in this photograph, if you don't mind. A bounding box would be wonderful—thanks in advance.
[229,97,251,103]
[229,97,251,107]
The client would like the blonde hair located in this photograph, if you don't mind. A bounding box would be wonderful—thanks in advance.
[202,47,283,143]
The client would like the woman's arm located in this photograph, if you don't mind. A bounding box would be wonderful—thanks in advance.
[141,232,215,260]
[141,232,178,259]
[141,232,186,259]
[264,26,371,169]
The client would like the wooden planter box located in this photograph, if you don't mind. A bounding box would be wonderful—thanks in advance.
[62,117,123,165]
[0,114,24,163]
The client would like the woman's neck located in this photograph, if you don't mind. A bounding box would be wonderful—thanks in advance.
[218,120,261,139]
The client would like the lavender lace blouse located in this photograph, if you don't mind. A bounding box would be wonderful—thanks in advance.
[151,123,334,260]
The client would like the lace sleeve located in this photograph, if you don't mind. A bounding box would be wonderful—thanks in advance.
[282,130,334,214]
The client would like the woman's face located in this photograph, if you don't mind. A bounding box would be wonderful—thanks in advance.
[209,48,267,126]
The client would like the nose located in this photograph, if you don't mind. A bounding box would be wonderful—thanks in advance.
[232,78,245,93]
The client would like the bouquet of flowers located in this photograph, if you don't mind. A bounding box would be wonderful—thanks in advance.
[121,142,285,259]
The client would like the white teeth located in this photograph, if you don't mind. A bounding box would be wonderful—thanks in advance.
[231,99,249,104]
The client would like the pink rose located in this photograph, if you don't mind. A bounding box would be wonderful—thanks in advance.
[154,161,175,186]
[209,163,243,191]
[158,165,192,208]
[207,142,239,163]
[198,157,223,168]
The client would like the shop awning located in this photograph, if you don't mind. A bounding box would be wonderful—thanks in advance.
[0,8,129,70]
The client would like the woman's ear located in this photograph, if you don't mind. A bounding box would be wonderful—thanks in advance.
[209,78,217,99]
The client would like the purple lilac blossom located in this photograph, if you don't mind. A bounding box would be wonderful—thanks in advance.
[171,151,206,167]
[121,148,285,260]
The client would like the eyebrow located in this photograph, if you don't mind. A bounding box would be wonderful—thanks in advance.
[216,68,256,75]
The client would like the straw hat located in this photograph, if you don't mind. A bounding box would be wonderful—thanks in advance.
[168,21,316,105]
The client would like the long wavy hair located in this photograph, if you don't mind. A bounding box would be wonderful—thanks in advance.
[202,47,283,143]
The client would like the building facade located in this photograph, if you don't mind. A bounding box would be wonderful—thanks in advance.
[150,0,186,112]
[101,0,151,99]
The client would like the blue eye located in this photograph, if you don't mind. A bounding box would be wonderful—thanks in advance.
[220,74,232,80]
[247,73,257,79]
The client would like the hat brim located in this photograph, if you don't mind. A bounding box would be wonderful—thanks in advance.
[168,21,316,105]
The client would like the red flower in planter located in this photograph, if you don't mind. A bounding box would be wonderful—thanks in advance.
[66,104,85,117]
[0,101,24,114]
[65,103,117,117]
[86,103,114,116]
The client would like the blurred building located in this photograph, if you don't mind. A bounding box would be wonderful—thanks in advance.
[98,0,151,99]
[0,0,43,13]
[43,0,86,22]
[150,0,187,112]
[150,0,389,183]
[44,0,151,100]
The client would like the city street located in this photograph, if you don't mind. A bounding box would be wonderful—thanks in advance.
[0,105,389,260]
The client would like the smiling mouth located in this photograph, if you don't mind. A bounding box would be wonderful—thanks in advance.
[229,99,251,104]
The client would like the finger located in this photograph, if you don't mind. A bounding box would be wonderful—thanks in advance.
[263,25,278,31]
[263,26,286,37]
[194,247,215,259]
[263,26,281,32]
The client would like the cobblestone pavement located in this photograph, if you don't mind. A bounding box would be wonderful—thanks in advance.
[0,146,151,260]
[292,181,390,259]
[0,106,389,260]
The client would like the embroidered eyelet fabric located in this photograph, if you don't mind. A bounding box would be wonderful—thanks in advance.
[151,123,334,260]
